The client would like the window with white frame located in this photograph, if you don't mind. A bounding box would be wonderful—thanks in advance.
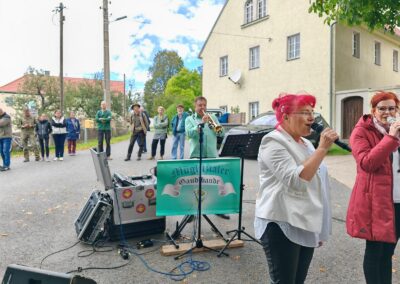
[244,0,253,24]
[394,50,399,72]
[287,33,300,60]
[258,0,267,18]
[374,41,381,65]
[220,56,228,77]
[249,46,260,69]
[219,105,228,113]
[249,102,259,120]
[352,32,360,58]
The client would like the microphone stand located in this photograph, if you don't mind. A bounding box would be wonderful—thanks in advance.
[174,122,228,259]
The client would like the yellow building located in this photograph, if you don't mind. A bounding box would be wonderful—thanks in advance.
[199,0,400,138]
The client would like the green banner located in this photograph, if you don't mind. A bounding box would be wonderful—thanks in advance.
[156,158,241,216]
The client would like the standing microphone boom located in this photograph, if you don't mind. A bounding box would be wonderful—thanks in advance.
[311,122,352,152]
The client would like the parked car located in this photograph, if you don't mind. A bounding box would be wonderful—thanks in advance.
[221,111,329,158]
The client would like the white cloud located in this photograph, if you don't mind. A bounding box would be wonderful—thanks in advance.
[0,0,223,88]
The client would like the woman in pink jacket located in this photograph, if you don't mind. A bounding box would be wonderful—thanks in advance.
[347,91,400,284]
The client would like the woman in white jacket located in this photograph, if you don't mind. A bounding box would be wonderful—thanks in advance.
[51,110,67,161]
[255,93,338,284]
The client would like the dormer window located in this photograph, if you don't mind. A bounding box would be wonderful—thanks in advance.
[245,0,253,24]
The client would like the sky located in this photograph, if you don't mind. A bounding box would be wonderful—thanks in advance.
[0,0,225,92]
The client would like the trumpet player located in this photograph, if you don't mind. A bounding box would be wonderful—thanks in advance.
[185,96,229,220]
[185,96,225,159]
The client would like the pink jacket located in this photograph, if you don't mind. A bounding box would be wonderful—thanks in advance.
[346,115,399,243]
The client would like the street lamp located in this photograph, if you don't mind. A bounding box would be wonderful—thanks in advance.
[102,0,126,110]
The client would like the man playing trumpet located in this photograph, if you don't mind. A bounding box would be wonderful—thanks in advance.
[185,96,229,220]
[185,96,225,159]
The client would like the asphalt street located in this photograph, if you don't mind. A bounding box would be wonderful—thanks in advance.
[0,132,399,283]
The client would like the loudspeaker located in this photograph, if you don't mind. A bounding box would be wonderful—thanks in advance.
[2,264,97,284]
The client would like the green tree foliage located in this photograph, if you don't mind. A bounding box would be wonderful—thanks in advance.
[64,79,103,119]
[144,50,184,115]
[15,67,60,116]
[309,0,400,32]
[159,68,202,122]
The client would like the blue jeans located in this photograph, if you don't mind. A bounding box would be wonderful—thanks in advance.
[171,132,185,159]
[0,138,12,167]
[53,134,66,158]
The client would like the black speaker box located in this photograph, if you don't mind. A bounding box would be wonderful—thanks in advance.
[2,264,96,284]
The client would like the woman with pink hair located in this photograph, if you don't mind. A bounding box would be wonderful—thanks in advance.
[255,93,339,283]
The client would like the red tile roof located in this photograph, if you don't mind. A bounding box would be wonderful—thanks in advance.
[0,75,124,94]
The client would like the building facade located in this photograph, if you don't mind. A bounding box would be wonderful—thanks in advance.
[199,0,400,138]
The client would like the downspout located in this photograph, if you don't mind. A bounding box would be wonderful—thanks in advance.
[329,21,337,128]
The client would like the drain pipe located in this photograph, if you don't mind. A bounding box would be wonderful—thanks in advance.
[329,21,337,128]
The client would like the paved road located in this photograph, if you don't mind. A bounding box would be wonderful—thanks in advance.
[0,133,399,283]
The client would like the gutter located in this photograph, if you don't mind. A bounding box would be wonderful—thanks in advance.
[329,21,337,128]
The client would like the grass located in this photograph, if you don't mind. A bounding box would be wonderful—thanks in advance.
[327,144,352,156]
[11,133,131,157]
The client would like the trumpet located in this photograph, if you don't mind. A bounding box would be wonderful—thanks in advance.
[202,110,223,134]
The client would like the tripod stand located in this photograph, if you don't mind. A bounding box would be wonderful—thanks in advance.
[175,123,228,260]
[217,133,264,257]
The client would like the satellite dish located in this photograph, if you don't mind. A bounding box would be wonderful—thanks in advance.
[228,70,242,85]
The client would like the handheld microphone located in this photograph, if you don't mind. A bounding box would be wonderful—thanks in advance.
[311,122,352,152]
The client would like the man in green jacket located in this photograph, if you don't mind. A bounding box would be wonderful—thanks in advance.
[95,101,112,159]
[185,96,224,158]
[185,96,229,220]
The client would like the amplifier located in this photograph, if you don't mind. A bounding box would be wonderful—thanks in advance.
[74,190,113,244]
[108,174,165,240]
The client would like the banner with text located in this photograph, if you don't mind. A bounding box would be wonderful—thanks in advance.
[156,158,241,216]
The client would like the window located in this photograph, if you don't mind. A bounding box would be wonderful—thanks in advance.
[249,102,259,120]
[394,50,399,72]
[352,32,360,58]
[249,46,260,69]
[374,41,381,65]
[219,105,228,113]
[244,0,253,24]
[220,56,228,77]
[287,33,300,60]
[258,0,267,18]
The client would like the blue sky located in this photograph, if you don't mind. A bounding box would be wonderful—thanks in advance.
[0,0,225,92]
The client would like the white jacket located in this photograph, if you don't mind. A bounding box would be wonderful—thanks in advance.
[255,128,326,233]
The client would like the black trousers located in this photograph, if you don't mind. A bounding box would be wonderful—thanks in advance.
[363,203,400,284]
[260,222,314,284]
[38,136,49,158]
[151,138,166,157]
[98,130,111,157]
[127,131,145,158]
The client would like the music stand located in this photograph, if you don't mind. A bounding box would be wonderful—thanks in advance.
[217,132,265,257]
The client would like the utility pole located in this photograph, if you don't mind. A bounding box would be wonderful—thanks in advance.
[123,73,126,118]
[103,0,111,110]
[56,3,65,112]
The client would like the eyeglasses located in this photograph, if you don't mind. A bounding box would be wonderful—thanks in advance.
[292,111,315,117]
[376,106,397,113]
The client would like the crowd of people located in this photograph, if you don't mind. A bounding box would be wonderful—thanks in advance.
[1,92,400,283]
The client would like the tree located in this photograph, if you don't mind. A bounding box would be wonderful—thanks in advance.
[144,50,184,115]
[160,68,202,121]
[15,67,60,115]
[309,0,400,32]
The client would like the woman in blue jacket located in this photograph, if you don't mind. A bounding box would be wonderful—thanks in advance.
[66,111,80,155]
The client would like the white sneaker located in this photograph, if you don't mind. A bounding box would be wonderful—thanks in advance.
[59,157,64,161]
[53,157,58,161]
[46,157,51,162]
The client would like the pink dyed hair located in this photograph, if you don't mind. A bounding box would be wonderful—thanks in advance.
[272,93,316,125]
